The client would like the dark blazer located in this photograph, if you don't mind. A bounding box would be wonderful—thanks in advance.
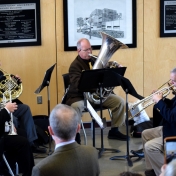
[66,55,95,105]
[154,96,176,139]
[0,109,10,138]
[0,108,34,176]
[32,142,100,176]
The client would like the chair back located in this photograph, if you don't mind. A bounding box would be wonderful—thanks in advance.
[62,73,70,91]
[61,73,70,104]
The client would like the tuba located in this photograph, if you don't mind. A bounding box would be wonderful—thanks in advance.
[0,68,23,107]
[85,31,128,104]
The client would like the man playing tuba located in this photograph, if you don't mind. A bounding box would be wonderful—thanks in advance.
[65,37,128,143]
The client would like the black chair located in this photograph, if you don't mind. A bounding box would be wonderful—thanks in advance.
[2,153,19,176]
[61,73,117,155]
[62,73,88,145]
[0,138,19,176]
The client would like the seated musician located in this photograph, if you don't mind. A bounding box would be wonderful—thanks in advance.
[131,67,176,176]
[65,38,129,144]
[0,102,34,176]
[0,68,46,153]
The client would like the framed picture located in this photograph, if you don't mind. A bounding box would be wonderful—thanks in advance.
[0,0,41,47]
[160,0,176,37]
[63,0,137,51]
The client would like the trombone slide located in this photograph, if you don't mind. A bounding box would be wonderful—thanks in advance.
[128,83,175,119]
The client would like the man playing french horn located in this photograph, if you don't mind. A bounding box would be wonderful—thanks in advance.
[0,102,34,175]
[0,67,46,153]
[65,37,128,143]
[133,68,176,176]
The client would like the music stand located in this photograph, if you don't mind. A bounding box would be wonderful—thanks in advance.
[109,73,143,167]
[35,63,56,155]
[78,67,127,158]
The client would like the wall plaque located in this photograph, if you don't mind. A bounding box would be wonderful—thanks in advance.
[0,0,41,47]
[160,0,176,37]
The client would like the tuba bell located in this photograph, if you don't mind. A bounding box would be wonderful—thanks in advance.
[0,67,23,108]
[85,31,128,104]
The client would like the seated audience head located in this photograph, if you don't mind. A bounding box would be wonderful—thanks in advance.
[160,159,176,176]
[48,104,80,142]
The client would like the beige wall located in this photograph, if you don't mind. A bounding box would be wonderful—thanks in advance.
[1,0,175,121]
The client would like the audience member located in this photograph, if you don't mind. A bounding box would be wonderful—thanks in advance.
[32,104,100,176]
[160,159,176,176]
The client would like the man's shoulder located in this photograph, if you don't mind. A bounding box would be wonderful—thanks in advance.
[78,144,98,154]
[70,55,79,64]
[33,154,57,170]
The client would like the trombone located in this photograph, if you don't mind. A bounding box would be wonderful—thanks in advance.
[128,80,176,119]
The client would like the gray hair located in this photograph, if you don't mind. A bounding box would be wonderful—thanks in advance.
[77,38,89,50]
[171,68,176,74]
[164,159,176,176]
[49,104,79,140]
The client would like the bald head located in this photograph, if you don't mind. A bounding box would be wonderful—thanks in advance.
[77,38,92,60]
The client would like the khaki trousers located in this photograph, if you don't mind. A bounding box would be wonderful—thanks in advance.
[71,94,125,127]
[142,126,164,176]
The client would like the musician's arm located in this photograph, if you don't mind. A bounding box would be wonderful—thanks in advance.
[5,102,18,113]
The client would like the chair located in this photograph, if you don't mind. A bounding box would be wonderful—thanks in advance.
[62,73,88,145]
[0,138,19,176]
[2,153,19,176]
[61,73,114,152]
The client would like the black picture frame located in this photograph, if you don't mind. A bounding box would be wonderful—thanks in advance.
[160,0,176,37]
[0,0,41,47]
[63,0,137,51]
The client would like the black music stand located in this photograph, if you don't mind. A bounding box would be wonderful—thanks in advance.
[78,67,127,158]
[109,74,143,167]
[35,63,56,155]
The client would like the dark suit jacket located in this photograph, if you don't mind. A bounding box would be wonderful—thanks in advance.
[0,109,10,138]
[155,95,176,139]
[66,55,95,106]
[32,142,100,176]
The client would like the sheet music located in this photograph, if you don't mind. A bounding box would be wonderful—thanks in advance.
[34,84,42,94]
[86,100,104,129]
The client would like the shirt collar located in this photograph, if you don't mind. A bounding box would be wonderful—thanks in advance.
[55,140,75,150]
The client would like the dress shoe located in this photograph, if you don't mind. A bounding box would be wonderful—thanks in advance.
[130,148,144,158]
[108,130,129,141]
[144,169,156,176]
[31,143,47,153]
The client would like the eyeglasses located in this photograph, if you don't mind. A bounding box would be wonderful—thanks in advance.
[81,47,92,52]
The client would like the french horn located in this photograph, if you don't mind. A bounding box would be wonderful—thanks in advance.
[0,67,23,108]
[85,31,128,104]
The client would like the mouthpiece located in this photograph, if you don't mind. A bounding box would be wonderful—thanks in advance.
[88,54,97,59]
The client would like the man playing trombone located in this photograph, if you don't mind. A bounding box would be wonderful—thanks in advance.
[134,67,176,176]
